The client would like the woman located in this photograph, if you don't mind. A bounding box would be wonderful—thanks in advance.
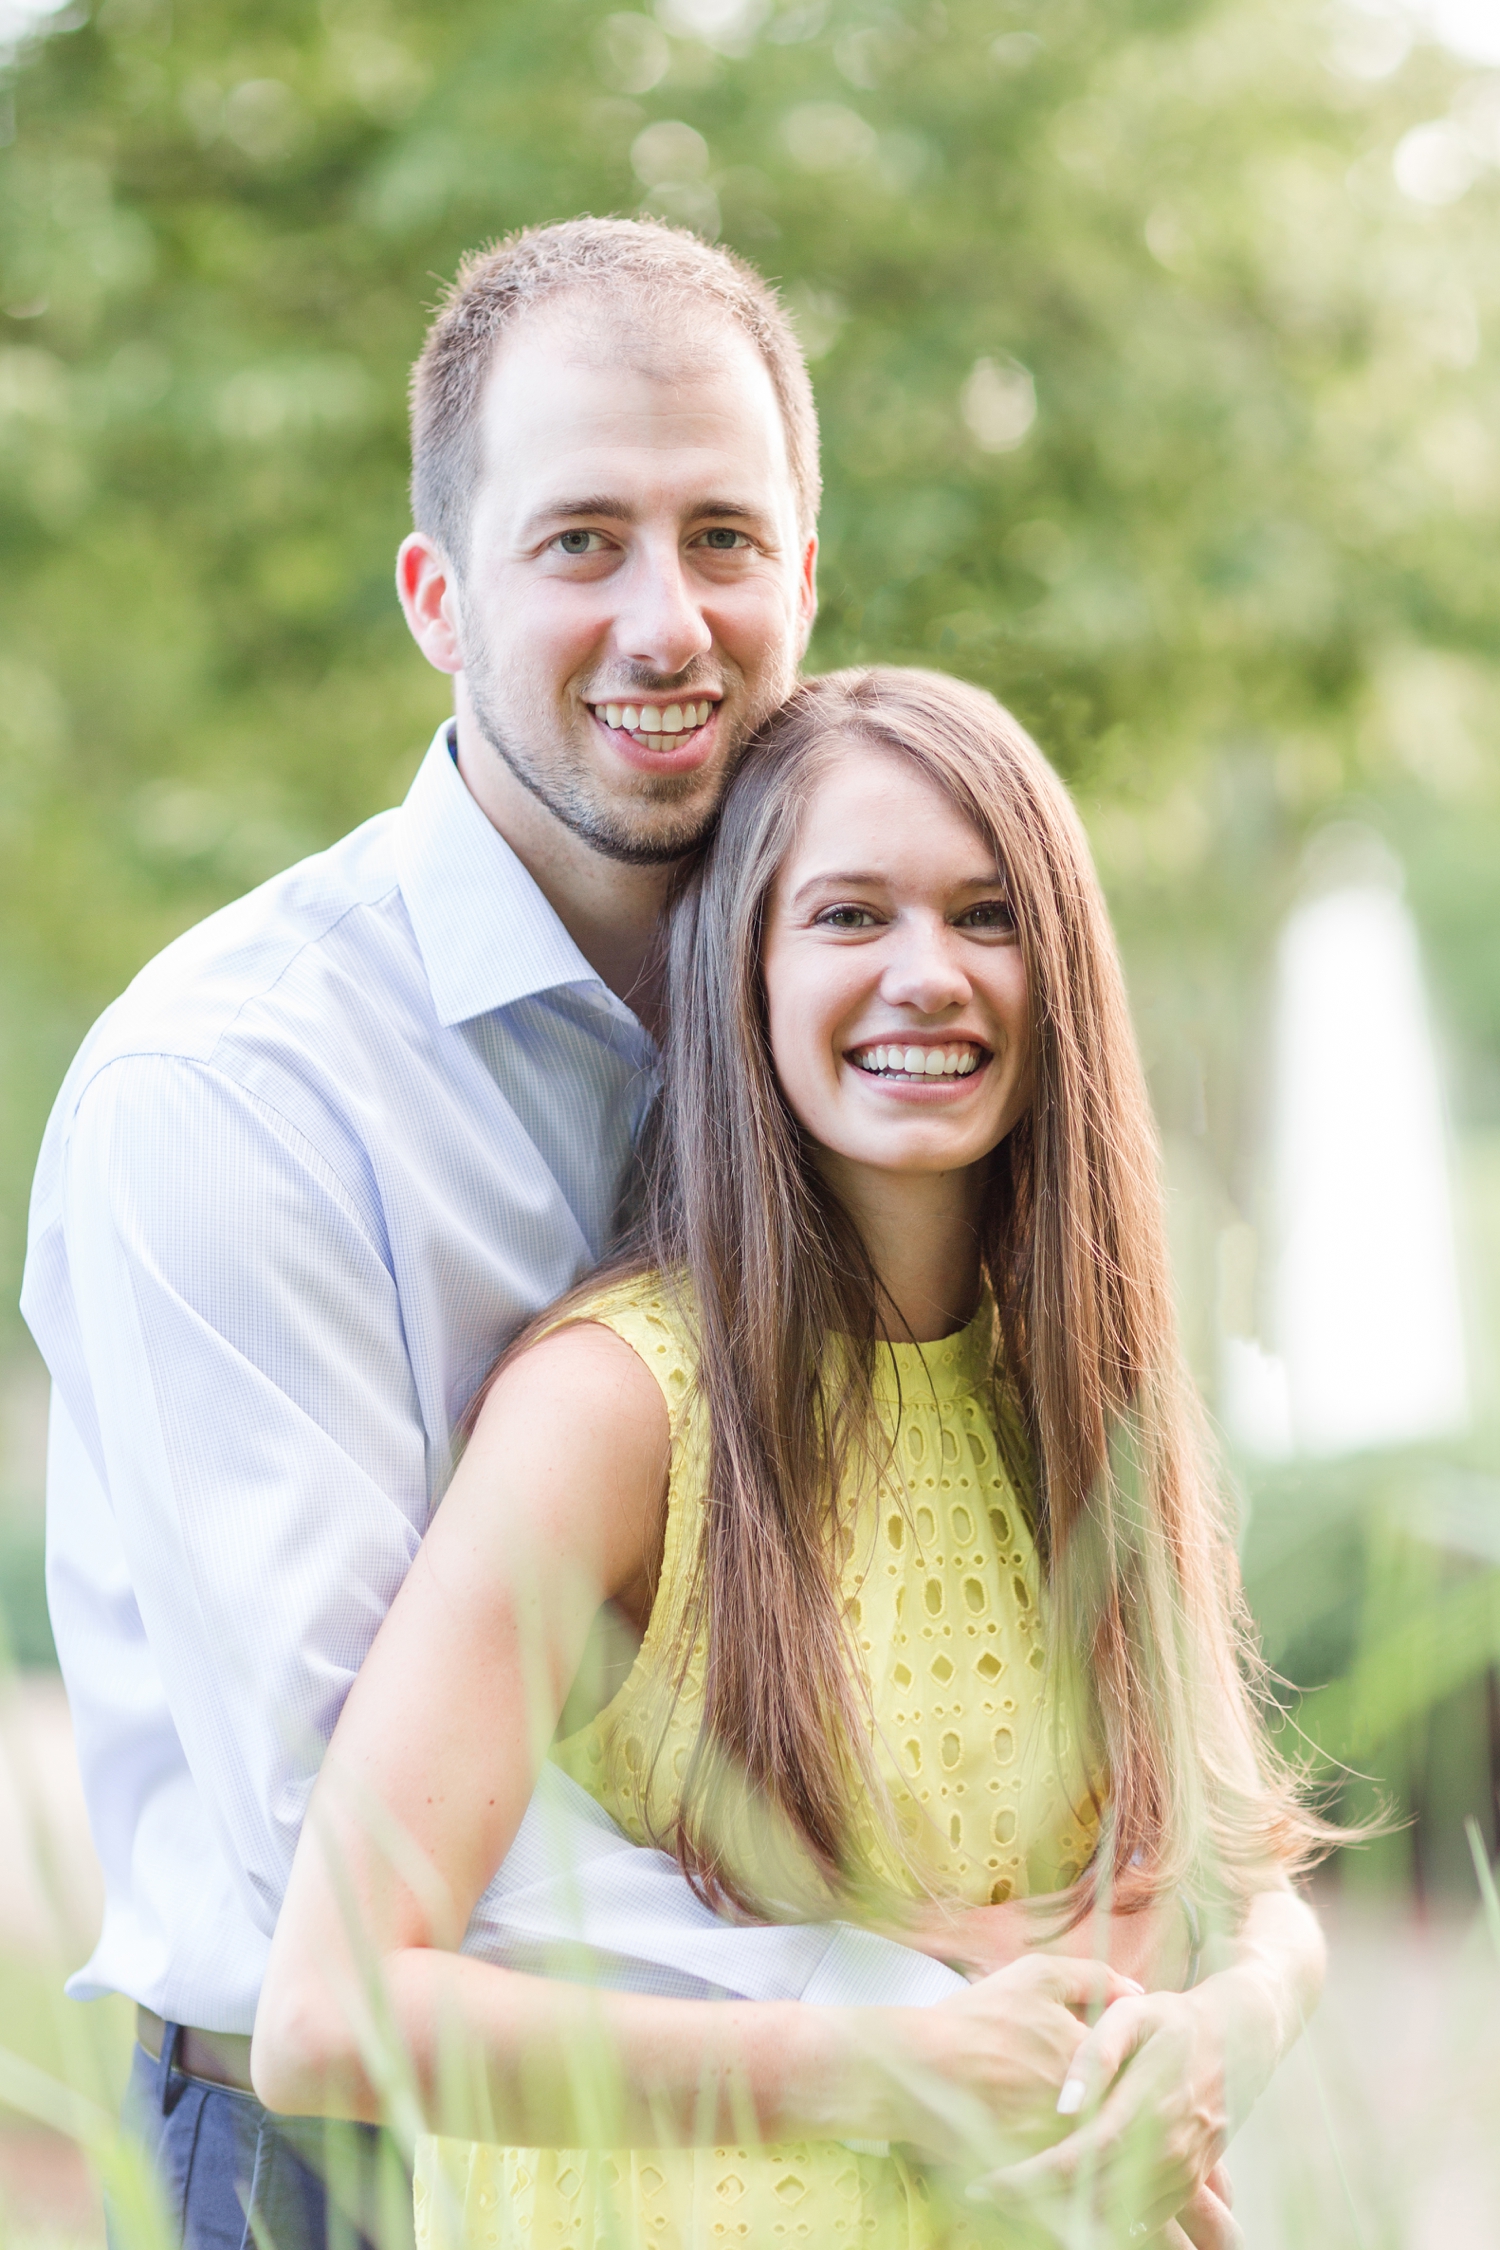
[253,669,1328,2246]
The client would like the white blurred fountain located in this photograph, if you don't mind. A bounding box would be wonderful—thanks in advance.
[1223,828,1468,1460]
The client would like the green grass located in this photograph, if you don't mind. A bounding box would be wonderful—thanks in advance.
[0,1952,133,2117]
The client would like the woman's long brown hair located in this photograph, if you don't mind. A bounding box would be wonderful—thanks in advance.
[490,667,1334,1919]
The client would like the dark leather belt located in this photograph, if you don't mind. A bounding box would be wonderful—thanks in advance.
[137,2005,256,2094]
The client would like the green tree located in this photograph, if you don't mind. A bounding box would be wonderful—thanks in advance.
[3,0,1499,1862]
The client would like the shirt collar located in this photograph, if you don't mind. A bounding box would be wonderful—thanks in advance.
[395,724,630,1030]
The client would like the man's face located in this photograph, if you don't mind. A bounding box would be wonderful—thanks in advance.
[434,302,816,864]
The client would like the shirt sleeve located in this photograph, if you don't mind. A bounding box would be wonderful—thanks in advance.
[48,1053,431,1937]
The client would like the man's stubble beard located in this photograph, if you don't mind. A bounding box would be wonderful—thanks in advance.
[462,634,795,868]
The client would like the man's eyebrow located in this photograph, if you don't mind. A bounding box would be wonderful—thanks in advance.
[519,495,635,535]
[519,496,773,537]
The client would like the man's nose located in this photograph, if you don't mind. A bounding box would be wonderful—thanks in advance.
[613,540,714,676]
[880,919,972,1014]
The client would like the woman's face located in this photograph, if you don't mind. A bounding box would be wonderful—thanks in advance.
[761,739,1032,1183]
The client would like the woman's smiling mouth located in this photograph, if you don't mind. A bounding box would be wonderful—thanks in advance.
[847,1039,989,1081]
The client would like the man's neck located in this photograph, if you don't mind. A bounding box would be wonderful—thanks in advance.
[452,719,677,1035]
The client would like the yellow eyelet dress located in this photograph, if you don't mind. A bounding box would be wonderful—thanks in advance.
[415,1274,1099,2250]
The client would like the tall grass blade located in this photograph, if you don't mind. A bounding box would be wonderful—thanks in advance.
[0,2043,174,2250]
[1464,1815,1500,1963]
[1294,2027,1369,2250]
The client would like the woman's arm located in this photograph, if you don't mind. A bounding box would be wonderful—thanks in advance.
[251,1321,673,2123]
[251,1322,1139,2153]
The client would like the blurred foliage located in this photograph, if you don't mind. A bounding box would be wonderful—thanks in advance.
[2,0,1500,1878]
[0,1515,53,1664]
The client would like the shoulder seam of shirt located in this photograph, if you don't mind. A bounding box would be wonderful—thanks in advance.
[72,1052,392,1263]
[69,877,408,1107]
[201,876,407,1073]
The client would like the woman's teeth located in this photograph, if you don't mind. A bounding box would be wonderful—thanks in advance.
[855,1045,982,1079]
[597,700,714,743]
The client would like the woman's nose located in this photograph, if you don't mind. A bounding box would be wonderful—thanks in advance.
[879,920,971,1014]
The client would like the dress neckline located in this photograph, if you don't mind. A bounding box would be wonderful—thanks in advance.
[869,1293,997,1403]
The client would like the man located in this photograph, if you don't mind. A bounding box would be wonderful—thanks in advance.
[26,215,1268,2250]
[22,216,818,2249]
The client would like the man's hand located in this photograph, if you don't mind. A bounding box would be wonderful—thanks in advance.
[888,1954,1144,2164]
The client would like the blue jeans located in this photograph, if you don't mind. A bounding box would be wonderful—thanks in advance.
[115,2028,414,2250]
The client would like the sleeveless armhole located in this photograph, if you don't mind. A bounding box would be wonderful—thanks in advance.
[544,1275,706,1814]
[534,1273,698,1441]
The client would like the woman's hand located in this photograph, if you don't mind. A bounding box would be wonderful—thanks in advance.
[1174,2166,1242,2249]
[955,1881,1320,2238]
[1066,2168,1238,2250]
[963,1972,1272,2236]
[885,1954,1144,2163]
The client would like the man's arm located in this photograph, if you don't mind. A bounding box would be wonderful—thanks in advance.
[37,1054,434,1938]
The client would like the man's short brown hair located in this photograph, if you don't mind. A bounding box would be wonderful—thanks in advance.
[410,216,822,568]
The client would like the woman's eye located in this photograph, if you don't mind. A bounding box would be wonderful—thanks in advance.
[553,529,606,555]
[959,899,1017,932]
[815,905,878,930]
[697,527,750,550]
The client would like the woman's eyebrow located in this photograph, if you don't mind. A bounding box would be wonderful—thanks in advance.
[787,869,1005,908]
[786,870,884,906]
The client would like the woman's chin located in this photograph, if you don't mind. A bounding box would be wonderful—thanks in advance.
[816,1129,998,1181]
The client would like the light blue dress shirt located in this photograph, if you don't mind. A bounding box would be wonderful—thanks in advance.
[21,726,659,2034]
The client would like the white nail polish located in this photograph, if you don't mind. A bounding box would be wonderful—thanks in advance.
[1056,2077,1086,2116]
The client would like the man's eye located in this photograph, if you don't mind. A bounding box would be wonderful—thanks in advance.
[553,529,606,555]
[697,527,750,550]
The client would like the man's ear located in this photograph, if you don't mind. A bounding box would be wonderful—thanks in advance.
[397,533,464,677]
[796,532,819,659]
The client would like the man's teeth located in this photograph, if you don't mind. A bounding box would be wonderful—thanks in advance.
[855,1046,982,1078]
[598,700,714,735]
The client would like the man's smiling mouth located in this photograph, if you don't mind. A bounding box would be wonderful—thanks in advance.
[590,699,717,752]
[848,1041,987,1080]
